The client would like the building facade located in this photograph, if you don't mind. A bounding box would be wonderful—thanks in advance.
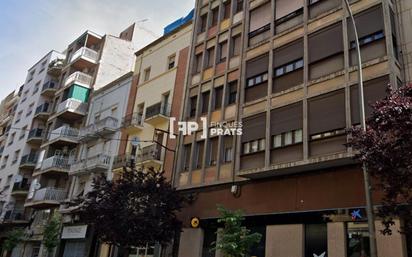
[174,0,409,257]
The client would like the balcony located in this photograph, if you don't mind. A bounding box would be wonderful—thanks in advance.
[35,156,70,176]
[47,58,64,76]
[64,71,93,88]
[79,117,119,142]
[112,154,134,170]
[19,153,38,170]
[44,126,79,147]
[41,80,58,97]
[11,180,30,196]
[33,103,51,120]
[27,128,44,145]
[25,187,67,209]
[70,154,112,175]
[69,47,99,69]
[144,103,171,126]
[2,208,29,224]
[136,144,162,169]
[55,98,87,120]
[122,113,144,133]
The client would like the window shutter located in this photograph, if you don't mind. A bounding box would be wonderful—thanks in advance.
[246,54,269,78]
[348,5,384,42]
[249,2,272,32]
[242,113,266,142]
[275,0,303,20]
[270,102,303,135]
[309,22,343,63]
[274,39,304,68]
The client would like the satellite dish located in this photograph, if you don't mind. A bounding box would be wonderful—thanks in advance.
[14,175,23,183]
[131,137,140,146]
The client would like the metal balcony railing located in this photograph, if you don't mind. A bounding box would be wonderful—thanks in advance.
[31,187,67,202]
[70,47,99,63]
[57,98,87,114]
[28,128,44,140]
[140,144,162,163]
[64,71,93,87]
[3,208,27,222]
[41,156,70,171]
[145,103,171,119]
[20,153,38,166]
[34,103,50,115]
[70,154,111,173]
[42,80,58,92]
[12,180,30,192]
[122,113,143,128]
[113,154,134,169]
[80,116,118,138]
[48,126,79,142]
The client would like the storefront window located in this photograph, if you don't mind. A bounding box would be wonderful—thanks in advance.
[129,244,155,257]
[347,222,370,257]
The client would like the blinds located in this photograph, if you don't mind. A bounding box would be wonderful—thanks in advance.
[242,113,266,142]
[249,2,272,32]
[275,0,303,20]
[274,39,304,68]
[309,22,343,63]
[270,102,303,135]
[308,89,346,134]
[351,76,389,124]
[246,54,269,78]
[348,5,384,42]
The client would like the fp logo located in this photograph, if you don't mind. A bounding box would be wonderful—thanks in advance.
[169,117,208,139]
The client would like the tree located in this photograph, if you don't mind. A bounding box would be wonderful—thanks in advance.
[211,206,262,257]
[350,84,412,235]
[77,167,185,256]
[43,212,62,257]
[3,228,25,257]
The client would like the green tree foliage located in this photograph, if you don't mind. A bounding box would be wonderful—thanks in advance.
[43,212,62,255]
[78,167,185,256]
[3,228,24,252]
[350,84,412,235]
[212,206,261,257]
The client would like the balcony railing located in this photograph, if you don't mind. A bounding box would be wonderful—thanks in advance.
[140,144,162,163]
[64,71,93,87]
[48,126,79,142]
[20,153,38,167]
[12,180,30,192]
[70,47,99,63]
[0,146,4,155]
[57,98,87,115]
[80,117,118,140]
[70,154,112,173]
[112,154,134,169]
[41,156,70,171]
[145,103,171,119]
[31,187,67,202]
[34,103,50,115]
[28,128,44,140]
[42,81,58,92]
[3,208,27,222]
[122,113,144,128]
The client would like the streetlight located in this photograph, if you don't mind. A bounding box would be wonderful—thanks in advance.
[343,0,377,256]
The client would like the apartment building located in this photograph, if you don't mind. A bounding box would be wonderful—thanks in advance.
[175,0,408,256]
[12,27,135,257]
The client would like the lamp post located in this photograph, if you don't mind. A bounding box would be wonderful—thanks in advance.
[343,0,377,256]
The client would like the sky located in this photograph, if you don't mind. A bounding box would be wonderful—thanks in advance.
[0,0,194,100]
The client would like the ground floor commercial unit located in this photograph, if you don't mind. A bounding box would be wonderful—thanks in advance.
[177,165,409,257]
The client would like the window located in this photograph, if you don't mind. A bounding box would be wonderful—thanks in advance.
[27,103,34,116]
[33,82,40,95]
[195,53,203,73]
[28,70,35,82]
[213,86,223,110]
[272,129,303,148]
[218,41,228,63]
[20,125,27,140]
[350,31,384,49]
[231,34,242,57]
[227,81,237,105]
[210,7,219,27]
[21,90,29,103]
[168,54,176,70]
[224,146,233,162]
[207,137,219,166]
[189,96,197,118]
[9,132,16,145]
[249,2,271,35]
[39,60,47,73]
[347,222,370,257]
[247,73,268,88]
[275,59,303,77]
[193,141,205,169]
[206,47,215,68]
[143,67,151,82]
[111,106,118,116]
[183,144,192,171]
[201,91,210,114]
[243,138,265,154]
[223,0,231,19]
[275,0,304,21]
[199,14,208,33]
[1,155,8,169]
[15,111,23,123]
[235,0,244,13]
[12,150,20,165]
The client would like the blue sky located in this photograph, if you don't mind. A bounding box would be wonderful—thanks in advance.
[0,0,194,100]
